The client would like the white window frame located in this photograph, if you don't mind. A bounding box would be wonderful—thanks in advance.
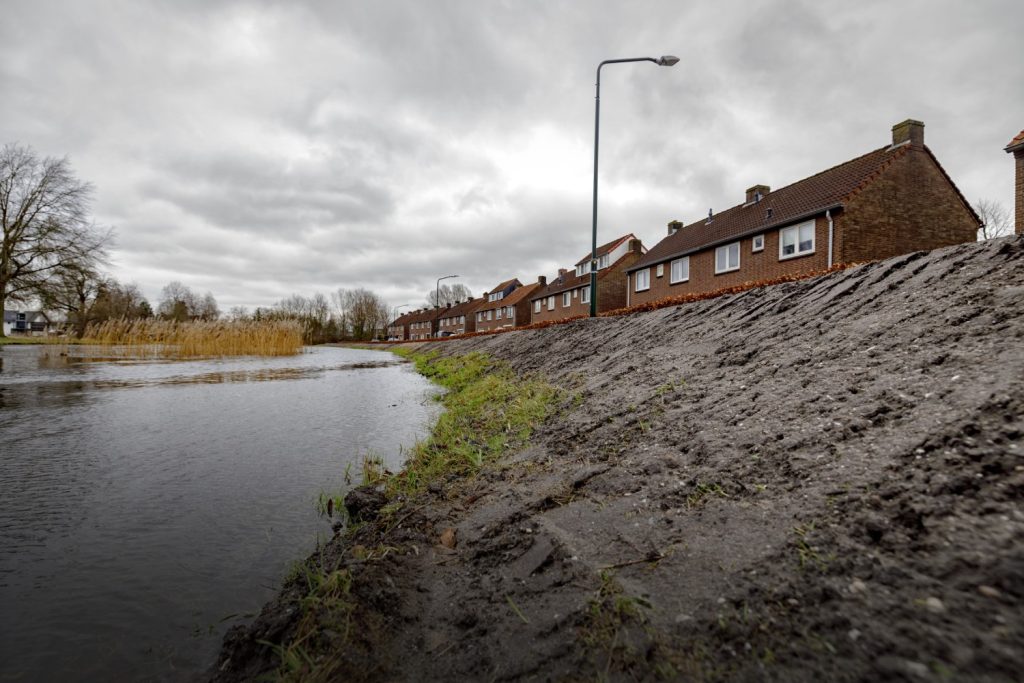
[715,242,741,274]
[486,310,493,320]
[507,307,514,320]
[562,291,571,307]
[752,234,765,252]
[670,256,689,284]
[656,263,664,278]
[779,220,816,260]
[496,307,502,319]
[635,268,650,292]
[547,296,555,311]
[533,300,541,314]
[581,287,590,304]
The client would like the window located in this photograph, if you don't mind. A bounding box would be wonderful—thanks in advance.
[533,300,541,314]
[715,242,740,274]
[476,312,482,322]
[486,310,493,320]
[459,315,465,324]
[562,291,571,307]
[752,234,765,252]
[598,254,610,269]
[507,307,514,320]
[496,307,502,319]
[670,257,689,284]
[547,296,555,311]
[779,220,815,259]
[656,263,664,278]
[581,287,590,304]
[635,268,650,292]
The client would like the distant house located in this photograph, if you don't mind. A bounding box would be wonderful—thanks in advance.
[625,120,981,307]
[1007,130,1024,235]
[437,297,483,337]
[386,310,415,341]
[3,310,54,337]
[474,279,541,332]
[530,234,646,323]
[405,307,440,341]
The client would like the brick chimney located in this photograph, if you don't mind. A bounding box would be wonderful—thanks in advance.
[558,268,568,277]
[628,238,643,254]
[745,185,770,204]
[537,275,547,286]
[892,119,925,148]
[1006,130,1024,235]
[667,220,683,235]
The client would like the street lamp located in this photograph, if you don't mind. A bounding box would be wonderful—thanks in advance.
[589,55,679,317]
[389,303,410,339]
[434,274,458,337]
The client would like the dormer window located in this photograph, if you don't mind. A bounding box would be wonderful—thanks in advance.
[488,291,505,302]
[597,254,610,269]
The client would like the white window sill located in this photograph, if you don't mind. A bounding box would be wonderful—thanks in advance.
[714,266,740,275]
[635,286,650,292]
[669,278,689,285]
[779,249,815,261]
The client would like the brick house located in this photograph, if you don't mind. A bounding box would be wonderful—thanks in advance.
[530,235,646,323]
[405,307,440,340]
[437,297,482,337]
[625,120,980,306]
[1007,130,1024,235]
[474,279,541,332]
[386,310,415,340]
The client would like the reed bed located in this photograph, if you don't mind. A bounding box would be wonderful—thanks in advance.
[79,319,305,358]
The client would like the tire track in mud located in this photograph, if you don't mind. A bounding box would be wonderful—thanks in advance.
[211,236,1024,682]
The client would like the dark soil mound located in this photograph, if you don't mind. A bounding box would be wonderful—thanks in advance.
[211,236,1024,682]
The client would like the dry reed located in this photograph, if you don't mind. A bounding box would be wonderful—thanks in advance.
[79,319,304,358]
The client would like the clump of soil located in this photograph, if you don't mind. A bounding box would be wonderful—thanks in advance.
[210,237,1024,682]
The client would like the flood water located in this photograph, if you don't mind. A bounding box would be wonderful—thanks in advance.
[0,345,438,682]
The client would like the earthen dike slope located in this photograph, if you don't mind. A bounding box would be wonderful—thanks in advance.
[213,236,1023,682]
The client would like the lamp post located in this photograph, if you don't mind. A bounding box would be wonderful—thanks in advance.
[434,274,458,337]
[389,303,410,340]
[589,55,679,317]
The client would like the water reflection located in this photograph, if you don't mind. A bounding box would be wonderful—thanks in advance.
[0,345,437,682]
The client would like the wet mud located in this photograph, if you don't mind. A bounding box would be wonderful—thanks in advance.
[211,236,1024,682]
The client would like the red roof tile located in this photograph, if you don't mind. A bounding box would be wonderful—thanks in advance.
[1006,130,1024,152]
[487,278,521,295]
[532,251,635,299]
[574,233,638,266]
[628,145,911,272]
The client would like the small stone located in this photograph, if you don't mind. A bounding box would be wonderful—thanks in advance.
[977,585,1001,599]
[848,628,862,641]
[439,527,457,549]
[923,596,946,613]
[849,579,867,594]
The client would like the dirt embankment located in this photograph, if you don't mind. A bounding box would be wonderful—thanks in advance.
[211,236,1024,682]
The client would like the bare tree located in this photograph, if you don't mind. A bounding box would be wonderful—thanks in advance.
[975,199,1013,240]
[427,283,473,308]
[156,281,219,321]
[35,262,106,338]
[334,288,389,340]
[0,143,111,336]
[227,305,249,321]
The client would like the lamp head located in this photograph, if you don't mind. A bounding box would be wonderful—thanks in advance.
[657,55,680,66]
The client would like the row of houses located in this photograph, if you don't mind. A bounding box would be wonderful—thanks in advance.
[389,120,1020,341]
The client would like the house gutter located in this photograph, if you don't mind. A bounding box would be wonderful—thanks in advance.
[826,209,834,268]
[625,203,844,274]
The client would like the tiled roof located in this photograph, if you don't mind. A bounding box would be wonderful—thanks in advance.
[438,298,483,320]
[476,281,540,310]
[532,252,634,299]
[487,278,521,295]
[1006,130,1024,152]
[574,233,637,266]
[627,144,911,272]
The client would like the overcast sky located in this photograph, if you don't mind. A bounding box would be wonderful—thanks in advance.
[2,0,1020,313]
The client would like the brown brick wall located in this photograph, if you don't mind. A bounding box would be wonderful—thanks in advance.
[1015,151,1024,235]
[475,300,529,332]
[529,285,589,323]
[530,252,643,322]
[628,216,831,306]
[839,146,978,262]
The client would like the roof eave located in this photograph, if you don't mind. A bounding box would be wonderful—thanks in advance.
[626,204,844,273]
